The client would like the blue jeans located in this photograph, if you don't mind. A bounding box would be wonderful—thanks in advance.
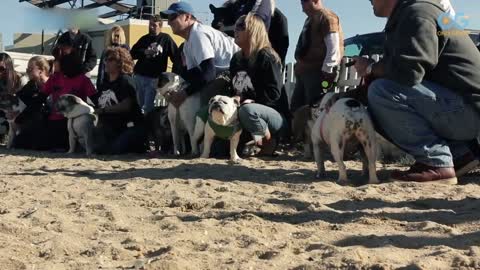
[238,103,287,140]
[134,74,158,114]
[368,78,480,167]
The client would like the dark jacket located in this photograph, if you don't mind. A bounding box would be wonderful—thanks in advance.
[130,32,181,78]
[57,31,97,73]
[230,48,286,112]
[269,8,289,66]
[383,0,480,111]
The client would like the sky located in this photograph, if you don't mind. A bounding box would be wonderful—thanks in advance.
[0,0,479,63]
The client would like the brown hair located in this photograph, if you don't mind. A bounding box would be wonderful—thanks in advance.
[0,53,21,94]
[150,14,164,27]
[104,47,134,74]
[105,25,127,47]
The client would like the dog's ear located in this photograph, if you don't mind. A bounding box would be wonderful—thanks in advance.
[209,4,217,13]
[233,97,240,107]
[66,95,77,104]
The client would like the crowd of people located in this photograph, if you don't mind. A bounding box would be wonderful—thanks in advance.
[1,0,480,184]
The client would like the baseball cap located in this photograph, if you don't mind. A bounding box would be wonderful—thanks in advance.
[160,2,194,17]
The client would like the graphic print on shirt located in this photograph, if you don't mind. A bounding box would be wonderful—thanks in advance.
[232,71,254,97]
[98,89,119,108]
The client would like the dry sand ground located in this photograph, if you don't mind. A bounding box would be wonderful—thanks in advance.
[0,148,479,270]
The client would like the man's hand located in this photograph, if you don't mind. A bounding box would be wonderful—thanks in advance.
[353,56,374,77]
[167,90,188,108]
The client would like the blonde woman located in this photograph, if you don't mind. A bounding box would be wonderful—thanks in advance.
[12,56,52,149]
[97,25,130,89]
[230,14,287,156]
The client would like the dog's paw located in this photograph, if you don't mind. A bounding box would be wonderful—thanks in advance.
[199,154,209,159]
[368,178,381,185]
[228,157,243,164]
[67,150,75,154]
[336,179,350,186]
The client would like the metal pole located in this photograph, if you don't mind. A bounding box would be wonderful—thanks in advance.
[41,29,45,55]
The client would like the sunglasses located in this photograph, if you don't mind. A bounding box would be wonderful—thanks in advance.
[106,57,116,62]
[235,19,246,32]
[0,67,6,72]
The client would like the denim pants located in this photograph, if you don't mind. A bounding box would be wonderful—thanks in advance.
[238,103,287,140]
[134,74,158,114]
[368,78,480,167]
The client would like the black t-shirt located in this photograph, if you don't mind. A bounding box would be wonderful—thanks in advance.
[130,33,180,78]
[94,74,143,132]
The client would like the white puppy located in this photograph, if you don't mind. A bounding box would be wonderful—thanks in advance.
[311,92,379,185]
[157,72,201,155]
[56,94,97,155]
[200,95,242,162]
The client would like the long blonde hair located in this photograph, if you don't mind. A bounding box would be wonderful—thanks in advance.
[242,13,280,66]
[105,25,126,47]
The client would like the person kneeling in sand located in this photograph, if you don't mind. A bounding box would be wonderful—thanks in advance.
[353,0,480,184]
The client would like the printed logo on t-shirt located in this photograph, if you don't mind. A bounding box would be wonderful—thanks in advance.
[98,89,119,108]
[232,71,254,97]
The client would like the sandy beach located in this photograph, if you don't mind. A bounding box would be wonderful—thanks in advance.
[0,148,479,270]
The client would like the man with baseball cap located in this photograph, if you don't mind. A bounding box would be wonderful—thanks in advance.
[161,2,240,107]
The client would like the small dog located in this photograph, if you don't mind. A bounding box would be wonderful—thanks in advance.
[310,92,379,185]
[145,106,172,154]
[0,94,27,148]
[199,95,242,162]
[55,94,97,155]
[157,72,201,155]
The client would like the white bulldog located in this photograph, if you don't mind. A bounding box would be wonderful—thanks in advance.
[157,72,201,155]
[310,92,379,185]
[55,94,97,155]
[200,95,242,162]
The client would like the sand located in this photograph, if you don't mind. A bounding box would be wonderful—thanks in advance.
[0,148,479,270]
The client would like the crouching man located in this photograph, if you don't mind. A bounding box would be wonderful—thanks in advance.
[354,0,480,184]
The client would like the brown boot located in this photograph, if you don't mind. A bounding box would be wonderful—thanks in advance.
[390,163,457,185]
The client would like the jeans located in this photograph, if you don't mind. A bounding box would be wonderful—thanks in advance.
[238,103,287,140]
[290,68,325,113]
[134,74,158,114]
[368,78,480,167]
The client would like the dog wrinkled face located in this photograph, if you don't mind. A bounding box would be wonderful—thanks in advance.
[55,94,79,113]
[208,95,239,126]
[157,72,185,96]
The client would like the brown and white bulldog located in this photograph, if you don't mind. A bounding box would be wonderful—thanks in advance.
[0,94,27,148]
[55,94,97,155]
[200,95,242,163]
[310,92,379,185]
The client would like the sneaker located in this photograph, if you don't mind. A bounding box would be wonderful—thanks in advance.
[454,152,479,177]
[390,163,457,185]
